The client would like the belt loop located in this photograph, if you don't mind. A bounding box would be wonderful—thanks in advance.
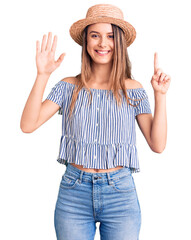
[78,170,83,184]
[107,172,113,185]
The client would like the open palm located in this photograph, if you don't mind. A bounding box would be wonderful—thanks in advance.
[36,32,65,75]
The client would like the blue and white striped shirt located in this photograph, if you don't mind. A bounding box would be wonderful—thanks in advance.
[46,80,152,173]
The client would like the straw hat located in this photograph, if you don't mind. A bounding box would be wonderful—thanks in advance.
[69,4,136,48]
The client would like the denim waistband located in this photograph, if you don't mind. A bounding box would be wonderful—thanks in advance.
[65,163,132,183]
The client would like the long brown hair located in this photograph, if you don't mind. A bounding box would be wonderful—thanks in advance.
[68,24,140,118]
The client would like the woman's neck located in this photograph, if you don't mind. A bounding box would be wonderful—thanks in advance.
[88,63,112,86]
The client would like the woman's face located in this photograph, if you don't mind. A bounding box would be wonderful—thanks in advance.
[86,23,114,65]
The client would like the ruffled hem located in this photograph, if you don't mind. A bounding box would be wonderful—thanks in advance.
[56,135,140,173]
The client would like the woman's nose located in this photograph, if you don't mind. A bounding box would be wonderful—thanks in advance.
[98,37,107,47]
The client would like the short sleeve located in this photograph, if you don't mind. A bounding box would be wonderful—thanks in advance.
[133,89,152,116]
[46,81,66,114]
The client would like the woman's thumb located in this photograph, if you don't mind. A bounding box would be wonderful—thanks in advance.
[55,53,66,67]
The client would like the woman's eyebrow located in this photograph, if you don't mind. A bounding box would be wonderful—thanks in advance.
[89,31,114,34]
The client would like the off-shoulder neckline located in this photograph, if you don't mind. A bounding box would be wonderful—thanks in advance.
[60,80,145,92]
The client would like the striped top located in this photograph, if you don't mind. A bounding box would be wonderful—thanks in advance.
[46,80,152,173]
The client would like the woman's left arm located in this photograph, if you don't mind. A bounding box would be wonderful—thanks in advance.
[136,52,171,153]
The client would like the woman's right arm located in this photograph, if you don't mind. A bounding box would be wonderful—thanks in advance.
[20,32,65,133]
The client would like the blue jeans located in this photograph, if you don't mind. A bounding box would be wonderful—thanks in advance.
[54,163,141,240]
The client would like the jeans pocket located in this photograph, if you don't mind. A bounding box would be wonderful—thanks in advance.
[60,173,79,189]
[111,174,135,193]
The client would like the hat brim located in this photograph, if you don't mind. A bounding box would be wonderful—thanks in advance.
[69,17,136,47]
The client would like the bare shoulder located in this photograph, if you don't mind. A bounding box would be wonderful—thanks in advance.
[61,76,78,85]
[125,78,143,89]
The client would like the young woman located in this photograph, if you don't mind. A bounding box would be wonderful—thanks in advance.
[20,4,171,240]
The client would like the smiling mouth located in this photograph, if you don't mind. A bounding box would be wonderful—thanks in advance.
[95,50,111,56]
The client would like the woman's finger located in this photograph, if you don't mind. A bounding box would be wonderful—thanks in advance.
[159,73,166,84]
[156,68,163,78]
[154,52,159,74]
[45,32,52,51]
[41,34,47,52]
[51,35,57,53]
[164,75,171,81]
[55,53,66,67]
[36,40,40,54]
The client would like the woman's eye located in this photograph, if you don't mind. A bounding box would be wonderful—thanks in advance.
[90,34,114,39]
[91,34,99,38]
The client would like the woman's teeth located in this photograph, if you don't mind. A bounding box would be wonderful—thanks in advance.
[96,50,110,55]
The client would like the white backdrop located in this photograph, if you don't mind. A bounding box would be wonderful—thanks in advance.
[1,0,191,239]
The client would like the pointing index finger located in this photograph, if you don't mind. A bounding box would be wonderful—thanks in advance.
[154,52,159,74]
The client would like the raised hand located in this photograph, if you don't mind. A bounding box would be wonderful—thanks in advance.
[36,32,66,76]
[151,52,171,94]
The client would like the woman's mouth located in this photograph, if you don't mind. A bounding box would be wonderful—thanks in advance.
[95,50,111,56]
